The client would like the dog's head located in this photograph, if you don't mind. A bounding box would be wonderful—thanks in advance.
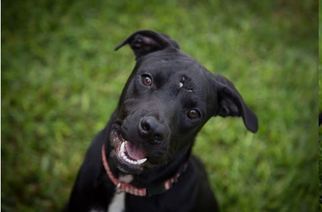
[109,30,258,174]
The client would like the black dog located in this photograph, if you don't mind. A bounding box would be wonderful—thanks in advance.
[67,30,258,212]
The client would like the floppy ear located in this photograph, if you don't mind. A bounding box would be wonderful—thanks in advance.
[213,74,258,133]
[114,30,180,59]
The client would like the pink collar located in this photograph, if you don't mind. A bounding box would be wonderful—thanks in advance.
[101,143,187,196]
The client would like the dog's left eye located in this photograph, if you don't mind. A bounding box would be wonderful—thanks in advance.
[187,109,201,119]
[141,74,153,86]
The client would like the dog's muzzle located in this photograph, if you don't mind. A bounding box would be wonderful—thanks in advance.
[110,129,147,172]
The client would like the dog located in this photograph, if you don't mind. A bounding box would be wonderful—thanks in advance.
[66,30,258,212]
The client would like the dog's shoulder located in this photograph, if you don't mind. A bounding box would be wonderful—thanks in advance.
[190,155,208,178]
[189,155,220,212]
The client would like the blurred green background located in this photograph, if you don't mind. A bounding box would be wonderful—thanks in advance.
[3,0,318,211]
[319,0,322,210]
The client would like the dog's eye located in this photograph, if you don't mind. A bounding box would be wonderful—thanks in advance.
[141,74,153,86]
[187,109,201,119]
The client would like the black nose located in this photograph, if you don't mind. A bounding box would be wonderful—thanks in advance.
[139,116,167,144]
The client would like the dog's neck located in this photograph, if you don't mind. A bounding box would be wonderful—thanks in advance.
[130,146,191,187]
[108,147,191,188]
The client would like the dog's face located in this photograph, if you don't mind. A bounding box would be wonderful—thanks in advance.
[108,30,258,174]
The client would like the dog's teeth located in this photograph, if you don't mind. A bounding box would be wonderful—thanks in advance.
[125,157,132,164]
[118,140,147,165]
[130,159,138,165]
[121,151,126,159]
[124,155,137,165]
[120,141,125,153]
[136,158,147,165]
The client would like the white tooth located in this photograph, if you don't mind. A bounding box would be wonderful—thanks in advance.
[120,141,125,154]
[136,158,147,165]
[118,141,147,165]
[124,141,128,150]
[126,158,132,164]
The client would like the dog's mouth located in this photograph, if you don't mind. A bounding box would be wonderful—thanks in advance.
[110,129,147,172]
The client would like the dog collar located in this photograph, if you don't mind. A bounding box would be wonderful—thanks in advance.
[101,143,187,197]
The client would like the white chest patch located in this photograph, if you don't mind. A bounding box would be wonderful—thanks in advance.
[107,175,133,212]
[108,191,125,212]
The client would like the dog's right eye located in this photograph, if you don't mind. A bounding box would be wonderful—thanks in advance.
[141,74,153,86]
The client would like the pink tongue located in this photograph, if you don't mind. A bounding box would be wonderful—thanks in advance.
[125,142,146,160]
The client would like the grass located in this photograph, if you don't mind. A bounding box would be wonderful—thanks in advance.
[319,0,322,210]
[3,0,318,211]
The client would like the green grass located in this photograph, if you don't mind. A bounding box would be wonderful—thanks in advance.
[319,0,322,211]
[3,0,318,211]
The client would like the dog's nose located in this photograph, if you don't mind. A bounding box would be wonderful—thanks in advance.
[139,116,166,144]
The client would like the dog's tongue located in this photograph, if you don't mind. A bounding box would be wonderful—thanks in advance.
[125,142,146,160]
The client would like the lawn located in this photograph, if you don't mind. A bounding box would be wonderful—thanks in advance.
[2,0,318,211]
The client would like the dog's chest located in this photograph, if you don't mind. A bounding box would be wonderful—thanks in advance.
[107,191,126,212]
[89,191,125,212]
[107,174,133,212]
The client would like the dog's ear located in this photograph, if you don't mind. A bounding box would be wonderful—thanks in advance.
[213,74,258,133]
[114,30,180,59]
